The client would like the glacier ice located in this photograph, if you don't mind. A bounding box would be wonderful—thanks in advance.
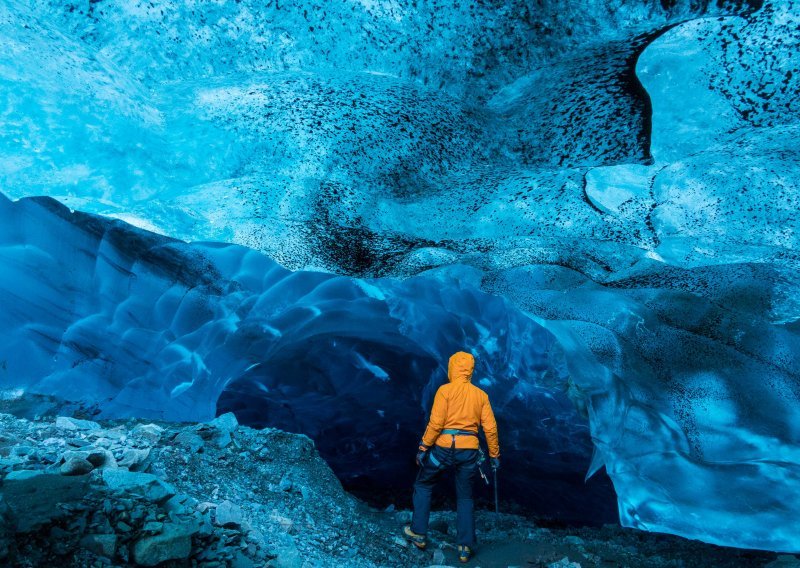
[1,0,800,552]
[0,193,612,520]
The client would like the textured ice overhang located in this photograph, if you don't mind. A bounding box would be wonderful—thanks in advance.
[0,193,615,521]
[3,0,800,552]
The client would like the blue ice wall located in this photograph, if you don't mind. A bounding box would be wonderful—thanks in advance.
[0,193,610,519]
[2,0,800,552]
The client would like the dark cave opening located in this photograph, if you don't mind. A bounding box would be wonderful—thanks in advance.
[215,335,619,526]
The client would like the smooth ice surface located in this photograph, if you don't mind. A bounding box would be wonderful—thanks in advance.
[2,0,800,551]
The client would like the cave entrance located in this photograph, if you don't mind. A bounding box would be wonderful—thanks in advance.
[216,334,619,525]
[216,334,438,496]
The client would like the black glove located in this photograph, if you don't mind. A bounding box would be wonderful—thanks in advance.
[416,445,430,466]
[490,457,500,471]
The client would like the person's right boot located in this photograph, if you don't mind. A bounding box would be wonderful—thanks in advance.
[458,545,472,563]
[403,526,427,550]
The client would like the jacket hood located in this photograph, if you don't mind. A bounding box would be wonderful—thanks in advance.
[448,352,475,384]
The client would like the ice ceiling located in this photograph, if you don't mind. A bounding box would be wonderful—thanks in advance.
[2,0,800,552]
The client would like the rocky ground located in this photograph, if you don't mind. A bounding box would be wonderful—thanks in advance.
[0,407,796,567]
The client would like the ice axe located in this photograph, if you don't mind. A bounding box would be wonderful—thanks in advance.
[479,450,500,520]
[477,449,490,486]
[492,464,499,518]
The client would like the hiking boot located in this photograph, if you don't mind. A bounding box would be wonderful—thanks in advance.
[458,545,472,563]
[403,526,427,550]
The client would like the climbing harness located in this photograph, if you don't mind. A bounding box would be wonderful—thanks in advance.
[440,428,478,449]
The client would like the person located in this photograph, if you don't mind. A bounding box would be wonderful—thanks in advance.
[403,351,500,563]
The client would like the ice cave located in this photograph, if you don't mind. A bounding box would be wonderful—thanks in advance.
[1,0,799,565]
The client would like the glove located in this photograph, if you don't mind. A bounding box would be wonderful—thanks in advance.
[416,445,429,467]
[490,457,500,471]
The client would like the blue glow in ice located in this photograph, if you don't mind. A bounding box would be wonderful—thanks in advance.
[2,0,800,551]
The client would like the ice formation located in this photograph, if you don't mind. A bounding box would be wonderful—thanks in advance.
[1,0,800,552]
[0,193,605,520]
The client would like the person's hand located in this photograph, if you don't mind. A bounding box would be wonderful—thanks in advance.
[416,445,429,466]
[490,457,500,471]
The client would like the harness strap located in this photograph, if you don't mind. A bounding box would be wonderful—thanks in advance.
[440,429,478,449]
[440,429,478,437]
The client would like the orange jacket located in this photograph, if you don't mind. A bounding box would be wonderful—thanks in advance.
[420,352,500,458]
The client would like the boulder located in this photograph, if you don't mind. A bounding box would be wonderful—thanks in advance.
[278,475,293,492]
[198,513,214,537]
[61,446,117,468]
[98,428,126,441]
[208,412,238,448]
[142,521,164,532]
[61,449,89,462]
[272,533,302,568]
[2,470,90,531]
[166,495,200,524]
[197,501,215,513]
[131,423,163,444]
[164,494,189,515]
[10,445,36,457]
[232,551,256,568]
[173,431,204,453]
[132,521,197,566]
[85,448,117,468]
[0,432,21,449]
[215,500,243,527]
[102,469,176,503]
[79,533,117,557]
[117,447,150,470]
[210,412,238,433]
[55,416,101,431]
[60,456,94,476]
[116,521,133,533]
[0,456,25,470]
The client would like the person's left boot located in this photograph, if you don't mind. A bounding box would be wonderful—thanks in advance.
[458,545,472,563]
[403,526,427,550]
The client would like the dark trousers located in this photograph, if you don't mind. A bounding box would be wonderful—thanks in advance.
[411,445,479,547]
